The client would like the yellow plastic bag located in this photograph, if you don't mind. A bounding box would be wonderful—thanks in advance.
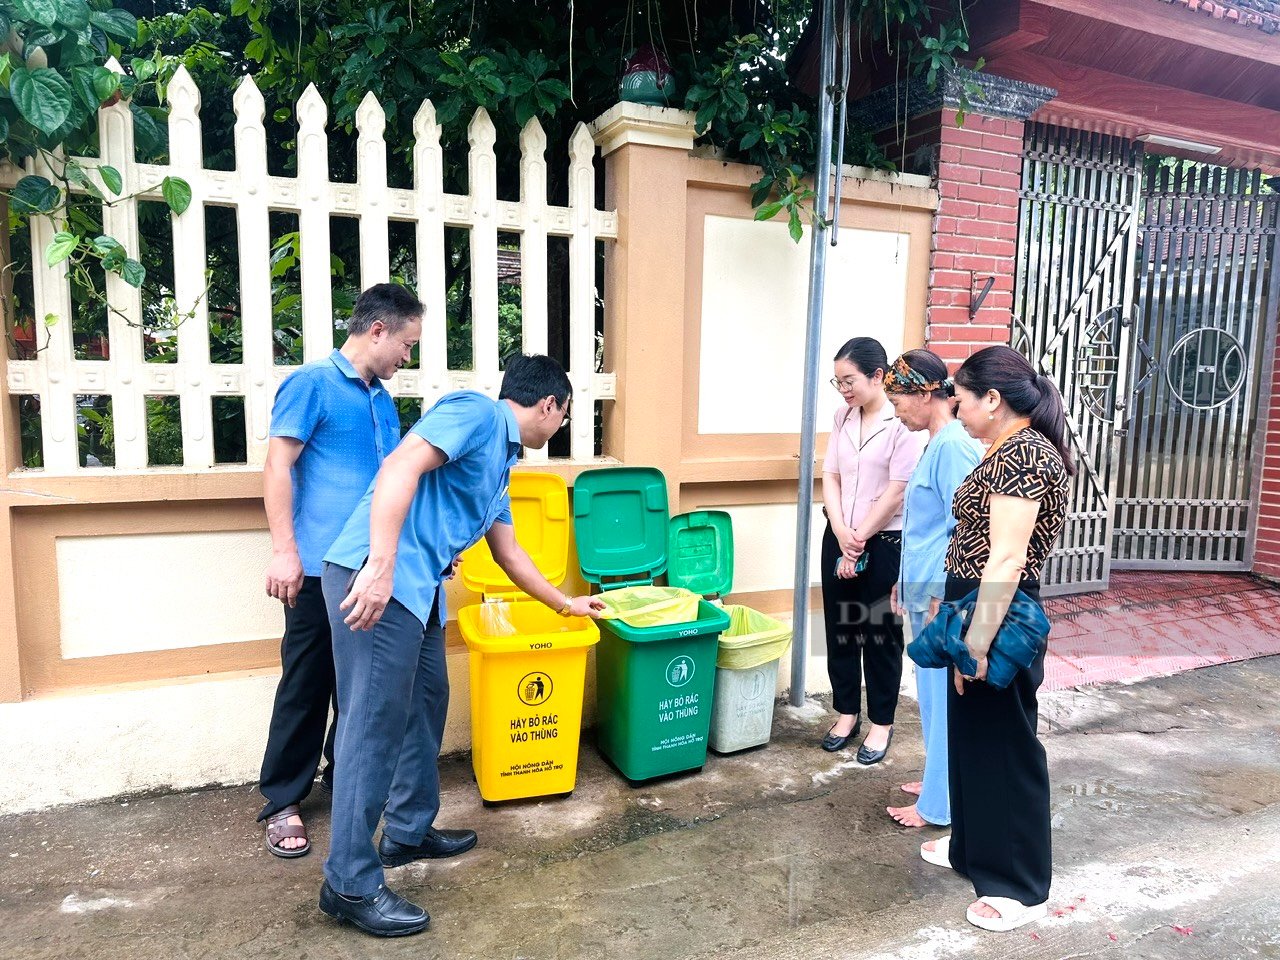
[596,586,700,628]
[479,599,518,637]
[717,604,791,670]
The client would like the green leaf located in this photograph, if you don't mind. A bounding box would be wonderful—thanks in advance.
[130,57,156,82]
[695,102,718,134]
[130,102,166,157]
[88,9,137,43]
[754,200,784,221]
[90,235,122,256]
[91,66,118,103]
[161,176,192,215]
[43,313,58,327]
[45,230,78,266]
[100,245,126,270]
[0,13,10,38]
[9,67,74,135]
[22,26,61,51]
[87,24,106,56]
[434,98,462,124]
[505,74,533,97]
[243,36,268,62]
[0,114,8,143]
[439,50,466,71]
[54,0,90,29]
[69,65,101,111]
[13,0,59,28]
[10,175,62,214]
[788,210,804,243]
[539,78,570,101]
[121,258,145,287]
[99,165,122,195]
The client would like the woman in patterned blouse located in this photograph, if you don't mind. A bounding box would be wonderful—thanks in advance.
[918,345,1073,933]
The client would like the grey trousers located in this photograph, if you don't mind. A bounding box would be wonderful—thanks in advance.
[321,563,449,896]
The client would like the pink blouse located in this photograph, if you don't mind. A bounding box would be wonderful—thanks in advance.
[822,403,925,532]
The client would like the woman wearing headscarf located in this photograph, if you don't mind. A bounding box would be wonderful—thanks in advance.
[884,349,981,829]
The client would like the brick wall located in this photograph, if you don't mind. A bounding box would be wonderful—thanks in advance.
[1254,329,1280,578]
[923,108,1025,366]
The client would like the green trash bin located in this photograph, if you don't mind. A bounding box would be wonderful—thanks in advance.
[594,597,731,783]
[574,468,730,783]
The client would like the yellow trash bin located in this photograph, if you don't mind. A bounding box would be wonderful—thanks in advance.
[457,472,600,804]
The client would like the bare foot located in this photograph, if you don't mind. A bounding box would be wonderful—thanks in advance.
[828,713,859,737]
[862,723,892,751]
[887,803,927,827]
[970,899,1001,920]
[277,813,306,850]
[900,781,923,796]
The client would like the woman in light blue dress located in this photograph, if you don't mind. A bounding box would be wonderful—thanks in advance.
[884,349,981,828]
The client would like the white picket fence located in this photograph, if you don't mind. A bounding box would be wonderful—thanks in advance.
[3,64,617,472]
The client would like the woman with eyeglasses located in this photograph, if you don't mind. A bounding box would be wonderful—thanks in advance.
[819,337,924,764]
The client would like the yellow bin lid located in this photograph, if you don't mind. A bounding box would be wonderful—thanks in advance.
[460,471,570,600]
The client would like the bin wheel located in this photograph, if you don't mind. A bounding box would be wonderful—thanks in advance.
[481,798,500,809]
[556,791,573,800]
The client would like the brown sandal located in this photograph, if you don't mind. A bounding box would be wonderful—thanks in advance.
[265,804,310,859]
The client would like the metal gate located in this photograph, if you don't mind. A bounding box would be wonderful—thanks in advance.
[1013,124,1280,593]
[1113,165,1280,569]
[1012,125,1144,595]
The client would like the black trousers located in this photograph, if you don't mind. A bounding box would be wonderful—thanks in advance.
[819,523,905,725]
[945,575,1051,906]
[257,576,338,821]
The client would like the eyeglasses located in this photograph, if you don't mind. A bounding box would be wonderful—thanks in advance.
[830,377,860,391]
[556,399,571,431]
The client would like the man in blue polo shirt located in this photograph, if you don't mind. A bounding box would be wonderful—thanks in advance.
[317,354,606,938]
[257,283,422,859]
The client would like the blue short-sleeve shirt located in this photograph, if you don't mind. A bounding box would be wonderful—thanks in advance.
[898,419,983,612]
[324,391,523,627]
[269,350,401,575]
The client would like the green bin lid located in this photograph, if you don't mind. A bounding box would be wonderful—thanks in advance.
[572,467,669,585]
[667,511,734,598]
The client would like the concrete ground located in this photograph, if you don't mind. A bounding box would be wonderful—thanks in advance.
[2,656,1279,960]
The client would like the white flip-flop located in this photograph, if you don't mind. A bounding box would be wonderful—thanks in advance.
[966,896,1048,932]
[919,835,951,868]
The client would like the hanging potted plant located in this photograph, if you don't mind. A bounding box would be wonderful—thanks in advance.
[620,43,677,107]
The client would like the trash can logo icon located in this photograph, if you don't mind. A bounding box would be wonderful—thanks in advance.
[665,655,695,688]
[518,671,553,706]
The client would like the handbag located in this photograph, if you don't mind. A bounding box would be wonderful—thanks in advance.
[906,588,1049,689]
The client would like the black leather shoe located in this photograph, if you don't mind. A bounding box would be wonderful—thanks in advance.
[379,827,478,867]
[318,880,429,937]
[820,716,862,752]
[856,727,894,766]
[317,769,334,794]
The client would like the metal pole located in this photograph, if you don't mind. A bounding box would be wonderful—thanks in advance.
[789,0,838,707]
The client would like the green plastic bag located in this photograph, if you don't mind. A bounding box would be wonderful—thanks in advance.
[717,604,791,670]
[597,586,701,628]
